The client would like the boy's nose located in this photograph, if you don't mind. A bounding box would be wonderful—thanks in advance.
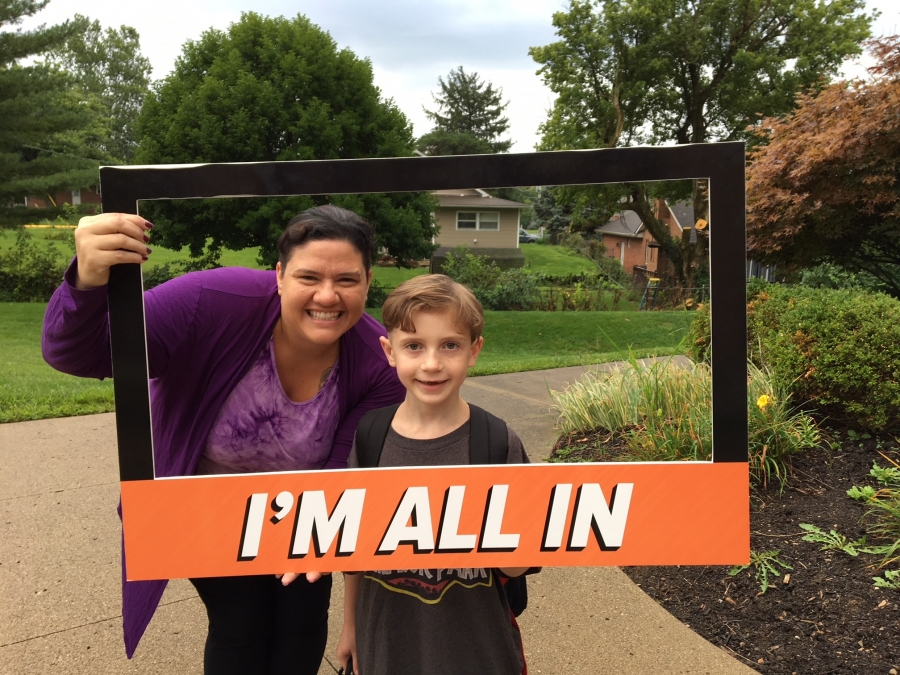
[422,350,442,370]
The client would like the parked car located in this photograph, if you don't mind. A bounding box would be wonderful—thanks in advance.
[519,228,538,243]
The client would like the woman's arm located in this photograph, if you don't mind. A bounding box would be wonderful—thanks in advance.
[42,262,114,379]
[43,214,205,381]
[42,213,152,378]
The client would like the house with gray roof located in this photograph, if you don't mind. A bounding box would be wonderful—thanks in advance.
[595,200,693,277]
[431,188,530,271]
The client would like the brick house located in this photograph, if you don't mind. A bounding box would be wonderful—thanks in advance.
[596,200,694,279]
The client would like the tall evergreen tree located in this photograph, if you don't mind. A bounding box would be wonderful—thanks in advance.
[0,0,100,204]
[417,66,512,155]
[44,15,152,164]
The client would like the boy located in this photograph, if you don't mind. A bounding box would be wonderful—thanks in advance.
[337,274,531,675]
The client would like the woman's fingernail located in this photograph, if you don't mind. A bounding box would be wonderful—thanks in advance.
[142,255,148,261]
[146,247,152,254]
[144,221,154,229]
[143,234,151,243]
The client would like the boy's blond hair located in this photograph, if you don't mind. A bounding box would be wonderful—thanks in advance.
[381,274,484,341]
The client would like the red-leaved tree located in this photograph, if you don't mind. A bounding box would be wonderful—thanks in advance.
[746,37,900,297]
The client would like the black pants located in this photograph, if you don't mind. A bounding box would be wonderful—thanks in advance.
[190,573,332,675]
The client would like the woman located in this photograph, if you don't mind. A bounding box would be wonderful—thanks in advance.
[41,205,406,673]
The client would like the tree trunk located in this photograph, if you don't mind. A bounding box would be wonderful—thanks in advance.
[625,183,687,286]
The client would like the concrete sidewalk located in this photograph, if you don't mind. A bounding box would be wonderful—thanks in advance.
[0,363,755,674]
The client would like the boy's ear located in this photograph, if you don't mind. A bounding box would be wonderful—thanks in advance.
[379,335,396,367]
[467,336,484,368]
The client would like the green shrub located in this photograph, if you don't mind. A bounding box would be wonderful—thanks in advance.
[689,283,900,430]
[479,268,541,311]
[799,262,887,294]
[365,277,389,309]
[0,228,68,301]
[441,246,501,290]
[441,246,541,310]
[750,285,900,430]
[143,249,223,290]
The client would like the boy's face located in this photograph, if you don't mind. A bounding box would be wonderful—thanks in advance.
[380,310,483,408]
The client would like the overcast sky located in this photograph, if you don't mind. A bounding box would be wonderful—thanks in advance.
[17,0,900,153]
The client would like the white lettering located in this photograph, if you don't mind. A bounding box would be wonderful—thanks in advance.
[478,485,520,552]
[377,487,435,554]
[542,483,573,550]
[289,489,366,557]
[238,493,269,561]
[436,486,477,552]
[568,483,634,551]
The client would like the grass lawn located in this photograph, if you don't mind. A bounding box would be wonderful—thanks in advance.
[367,308,693,376]
[3,303,692,422]
[0,303,114,423]
[520,244,596,276]
[371,265,429,288]
[1,226,75,258]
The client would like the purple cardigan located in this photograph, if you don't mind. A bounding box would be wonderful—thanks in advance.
[42,263,406,657]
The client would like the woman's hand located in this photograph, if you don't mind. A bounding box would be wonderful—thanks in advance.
[74,213,153,290]
[275,571,331,586]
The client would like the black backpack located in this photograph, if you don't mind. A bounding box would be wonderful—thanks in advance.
[354,403,530,617]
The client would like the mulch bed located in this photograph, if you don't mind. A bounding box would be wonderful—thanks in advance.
[551,430,900,674]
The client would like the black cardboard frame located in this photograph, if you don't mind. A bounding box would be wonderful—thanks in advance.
[100,144,747,482]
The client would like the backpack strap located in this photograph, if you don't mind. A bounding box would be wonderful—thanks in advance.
[468,404,508,465]
[354,403,401,468]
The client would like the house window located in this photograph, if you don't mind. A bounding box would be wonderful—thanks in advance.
[71,189,81,206]
[456,211,499,231]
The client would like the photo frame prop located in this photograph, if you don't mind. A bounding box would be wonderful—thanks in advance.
[102,144,749,581]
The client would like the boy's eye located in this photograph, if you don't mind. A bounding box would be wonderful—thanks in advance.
[444,342,460,350]
[406,343,422,351]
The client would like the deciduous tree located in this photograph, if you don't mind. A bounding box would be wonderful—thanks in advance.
[44,14,152,164]
[530,0,872,285]
[136,13,436,267]
[417,66,512,155]
[746,37,900,297]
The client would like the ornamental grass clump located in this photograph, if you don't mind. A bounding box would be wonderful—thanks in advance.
[552,357,711,462]
[552,358,819,486]
[747,362,820,487]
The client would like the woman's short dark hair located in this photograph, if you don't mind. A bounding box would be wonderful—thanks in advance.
[276,205,375,273]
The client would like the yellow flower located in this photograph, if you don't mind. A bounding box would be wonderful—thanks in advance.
[756,394,773,409]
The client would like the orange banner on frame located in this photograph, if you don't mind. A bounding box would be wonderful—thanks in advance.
[121,462,749,581]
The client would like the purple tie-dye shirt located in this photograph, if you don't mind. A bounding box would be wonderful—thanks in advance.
[197,338,341,474]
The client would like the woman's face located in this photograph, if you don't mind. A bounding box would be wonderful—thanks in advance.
[275,239,372,349]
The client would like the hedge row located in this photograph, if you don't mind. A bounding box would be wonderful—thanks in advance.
[690,283,900,430]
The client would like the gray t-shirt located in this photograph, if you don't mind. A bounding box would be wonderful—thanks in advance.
[347,417,529,675]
